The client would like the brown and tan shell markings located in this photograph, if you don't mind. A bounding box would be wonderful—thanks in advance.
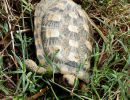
[33,0,92,83]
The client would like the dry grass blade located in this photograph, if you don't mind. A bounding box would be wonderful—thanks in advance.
[85,13,108,44]
[3,0,15,52]
[27,86,49,100]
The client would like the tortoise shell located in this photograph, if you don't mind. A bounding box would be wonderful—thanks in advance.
[34,0,92,84]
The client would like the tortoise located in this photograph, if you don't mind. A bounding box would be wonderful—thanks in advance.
[25,0,92,86]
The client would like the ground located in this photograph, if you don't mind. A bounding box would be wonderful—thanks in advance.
[0,0,130,99]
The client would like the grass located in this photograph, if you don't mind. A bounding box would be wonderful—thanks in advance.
[0,0,130,99]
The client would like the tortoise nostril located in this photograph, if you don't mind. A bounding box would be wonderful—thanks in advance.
[64,78,69,84]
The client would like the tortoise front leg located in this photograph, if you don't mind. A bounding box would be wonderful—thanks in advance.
[25,59,52,75]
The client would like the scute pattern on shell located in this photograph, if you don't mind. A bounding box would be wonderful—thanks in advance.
[34,0,92,83]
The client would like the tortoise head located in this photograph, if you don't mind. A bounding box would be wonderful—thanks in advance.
[63,74,77,86]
